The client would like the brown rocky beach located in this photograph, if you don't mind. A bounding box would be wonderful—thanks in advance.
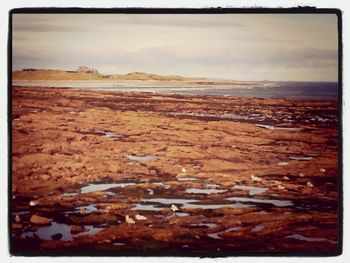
[11,86,340,255]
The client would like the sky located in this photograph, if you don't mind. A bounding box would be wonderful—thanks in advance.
[12,13,338,81]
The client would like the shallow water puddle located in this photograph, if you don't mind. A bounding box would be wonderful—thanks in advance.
[124,153,158,162]
[289,156,313,161]
[75,204,98,214]
[208,226,241,240]
[169,112,267,122]
[285,233,338,244]
[103,131,121,138]
[183,203,252,210]
[113,242,126,246]
[152,182,171,189]
[77,130,121,139]
[255,124,302,131]
[21,222,103,241]
[133,197,253,211]
[14,211,31,216]
[80,182,136,194]
[190,222,218,228]
[251,225,264,232]
[232,185,267,195]
[169,112,247,120]
[186,188,227,195]
[62,192,78,197]
[131,203,164,211]
[175,212,190,217]
[164,212,191,218]
[141,198,198,205]
[226,196,293,207]
[63,204,98,214]
[206,184,220,188]
[177,177,197,182]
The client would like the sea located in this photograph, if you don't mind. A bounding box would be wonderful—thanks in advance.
[12,81,339,101]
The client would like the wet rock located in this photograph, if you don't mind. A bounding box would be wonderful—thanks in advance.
[30,214,52,225]
[152,229,174,242]
[11,87,340,252]
[12,223,22,230]
[108,164,119,173]
[41,174,50,180]
[277,185,286,190]
[71,225,86,234]
[51,233,63,240]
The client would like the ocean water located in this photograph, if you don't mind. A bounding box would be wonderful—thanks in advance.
[13,81,339,101]
[170,82,339,101]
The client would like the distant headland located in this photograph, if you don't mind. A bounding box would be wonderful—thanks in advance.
[13,66,198,82]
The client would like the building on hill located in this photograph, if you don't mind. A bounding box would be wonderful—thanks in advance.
[76,66,99,74]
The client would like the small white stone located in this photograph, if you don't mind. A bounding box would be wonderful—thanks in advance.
[306,182,314,188]
[15,215,21,223]
[299,173,305,177]
[29,201,37,207]
[171,204,179,213]
[320,168,326,173]
[125,215,136,224]
[277,185,286,190]
[251,175,262,182]
[135,214,147,221]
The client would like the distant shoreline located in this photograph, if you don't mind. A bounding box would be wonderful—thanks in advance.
[12,79,268,88]
[12,68,275,87]
[11,82,339,102]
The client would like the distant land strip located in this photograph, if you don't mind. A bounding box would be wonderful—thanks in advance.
[12,66,264,86]
[13,66,200,82]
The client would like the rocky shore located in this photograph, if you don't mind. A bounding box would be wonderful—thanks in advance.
[11,86,340,255]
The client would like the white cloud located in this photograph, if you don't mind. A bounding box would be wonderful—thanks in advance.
[12,13,339,81]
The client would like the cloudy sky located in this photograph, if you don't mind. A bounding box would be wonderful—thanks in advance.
[12,13,338,81]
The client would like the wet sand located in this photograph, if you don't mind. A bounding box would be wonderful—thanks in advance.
[11,86,340,255]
